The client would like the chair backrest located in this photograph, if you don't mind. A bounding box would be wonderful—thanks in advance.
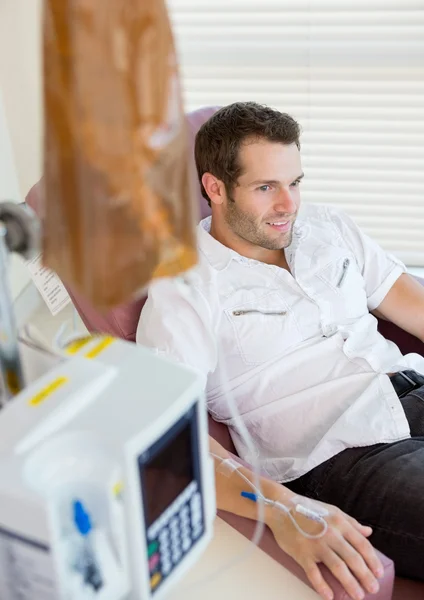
[25,106,219,340]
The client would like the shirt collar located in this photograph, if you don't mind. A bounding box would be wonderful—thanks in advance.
[198,217,236,270]
[197,215,309,271]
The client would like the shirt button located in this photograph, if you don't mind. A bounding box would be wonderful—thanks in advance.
[323,324,337,336]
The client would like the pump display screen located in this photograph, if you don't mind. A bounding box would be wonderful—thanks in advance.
[141,421,194,528]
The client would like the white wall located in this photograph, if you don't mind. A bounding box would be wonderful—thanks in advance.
[0,0,42,201]
[0,0,42,299]
[0,91,20,203]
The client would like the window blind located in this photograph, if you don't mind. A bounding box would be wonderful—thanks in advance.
[167,0,424,265]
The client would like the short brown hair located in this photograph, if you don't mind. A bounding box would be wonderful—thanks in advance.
[195,102,301,207]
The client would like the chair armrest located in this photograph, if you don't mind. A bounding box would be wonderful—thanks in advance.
[219,510,395,600]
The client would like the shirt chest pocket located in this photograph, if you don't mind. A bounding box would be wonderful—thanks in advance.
[316,255,368,321]
[224,291,303,366]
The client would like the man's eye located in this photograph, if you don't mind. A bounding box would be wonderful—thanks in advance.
[258,185,271,192]
[290,180,301,188]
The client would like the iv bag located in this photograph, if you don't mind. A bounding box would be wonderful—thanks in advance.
[42,0,198,309]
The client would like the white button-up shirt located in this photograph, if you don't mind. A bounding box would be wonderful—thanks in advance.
[137,204,424,482]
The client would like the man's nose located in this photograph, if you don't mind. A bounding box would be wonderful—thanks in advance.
[273,188,297,215]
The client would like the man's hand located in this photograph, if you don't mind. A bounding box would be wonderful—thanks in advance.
[267,497,384,600]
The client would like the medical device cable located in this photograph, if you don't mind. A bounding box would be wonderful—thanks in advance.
[176,276,267,592]
[178,274,328,594]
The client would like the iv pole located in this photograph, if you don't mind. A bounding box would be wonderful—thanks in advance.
[0,202,39,407]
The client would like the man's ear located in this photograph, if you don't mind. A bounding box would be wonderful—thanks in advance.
[202,173,225,206]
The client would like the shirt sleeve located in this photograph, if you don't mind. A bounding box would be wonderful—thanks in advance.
[136,276,218,388]
[327,207,407,311]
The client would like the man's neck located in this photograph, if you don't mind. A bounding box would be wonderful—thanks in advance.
[209,217,290,271]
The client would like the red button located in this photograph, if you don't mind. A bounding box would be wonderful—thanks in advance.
[149,553,160,572]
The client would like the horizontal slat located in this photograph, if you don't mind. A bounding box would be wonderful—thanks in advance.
[175,48,424,71]
[393,252,424,267]
[183,78,424,94]
[303,132,424,145]
[183,89,424,109]
[173,25,424,40]
[181,66,424,82]
[301,179,423,195]
[175,40,423,53]
[349,218,424,230]
[340,224,424,236]
[303,168,424,183]
[170,11,424,26]
[172,0,424,264]
[303,195,424,212]
[363,231,424,241]
[304,119,424,133]
[183,98,424,121]
[168,0,424,11]
[301,156,424,170]
[301,143,424,157]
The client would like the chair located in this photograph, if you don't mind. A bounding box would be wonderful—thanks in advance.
[24,106,218,340]
[26,106,424,600]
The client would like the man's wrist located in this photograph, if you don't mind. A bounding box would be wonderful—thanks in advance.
[259,478,296,527]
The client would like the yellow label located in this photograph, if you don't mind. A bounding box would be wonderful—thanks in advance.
[65,336,93,355]
[112,481,124,497]
[85,336,115,359]
[29,377,68,407]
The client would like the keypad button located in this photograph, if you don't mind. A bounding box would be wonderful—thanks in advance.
[172,550,183,564]
[181,515,190,528]
[170,516,179,530]
[160,543,170,556]
[170,529,180,543]
[182,537,192,553]
[192,526,203,540]
[191,502,201,514]
[181,523,191,536]
[148,553,160,572]
[191,492,201,508]
[181,505,190,519]
[159,528,169,540]
[160,538,170,550]
[162,560,172,576]
[191,510,202,526]
[148,541,159,558]
[150,572,162,590]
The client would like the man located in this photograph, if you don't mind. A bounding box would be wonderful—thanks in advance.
[137,102,424,600]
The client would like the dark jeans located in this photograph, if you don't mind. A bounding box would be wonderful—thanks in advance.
[286,386,424,580]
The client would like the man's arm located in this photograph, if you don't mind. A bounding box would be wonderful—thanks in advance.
[210,436,383,600]
[372,273,424,342]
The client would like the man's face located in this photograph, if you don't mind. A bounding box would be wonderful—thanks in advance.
[222,140,303,251]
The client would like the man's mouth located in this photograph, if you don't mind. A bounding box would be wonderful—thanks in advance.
[266,220,292,232]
